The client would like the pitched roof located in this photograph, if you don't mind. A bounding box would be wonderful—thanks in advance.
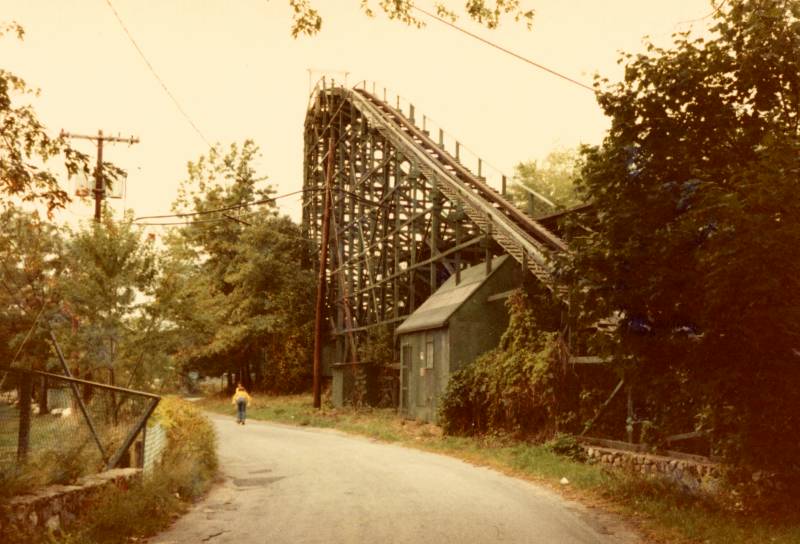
[395,255,510,335]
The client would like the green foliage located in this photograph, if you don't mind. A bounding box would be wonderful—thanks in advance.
[0,206,65,370]
[0,206,168,390]
[290,1,534,37]
[0,23,94,216]
[509,148,583,216]
[356,325,394,365]
[57,212,161,386]
[564,0,800,471]
[438,289,566,437]
[355,325,397,407]
[153,397,218,494]
[46,398,218,544]
[544,432,586,462]
[161,141,316,393]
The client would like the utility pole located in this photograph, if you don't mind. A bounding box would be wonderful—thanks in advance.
[60,130,139,222]
[312,134,335,409]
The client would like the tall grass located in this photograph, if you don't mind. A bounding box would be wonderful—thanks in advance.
[42,397,218,544]
[0,433,99,501]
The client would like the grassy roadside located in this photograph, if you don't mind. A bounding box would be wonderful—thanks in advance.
[201,393,800,544]
[41,397,219,544]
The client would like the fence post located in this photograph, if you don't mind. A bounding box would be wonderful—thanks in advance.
[39,374,48,414]
[17,372,32,461]
[49,332,108,463]
[107,397,160,470]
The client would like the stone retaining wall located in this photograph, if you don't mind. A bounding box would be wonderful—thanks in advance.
[0,467,141,541]
[582,445,721,493]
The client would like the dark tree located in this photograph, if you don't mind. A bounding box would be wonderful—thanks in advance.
[566,0,800,470]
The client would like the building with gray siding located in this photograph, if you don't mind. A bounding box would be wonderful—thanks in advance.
[395,255,521,422]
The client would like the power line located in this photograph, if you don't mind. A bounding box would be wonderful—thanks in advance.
[133,186,389,226]
[103,0,212,147]
[412,6,595,93]
[132,192,294,222]
[132,94,352,224]
[675,0,727,25]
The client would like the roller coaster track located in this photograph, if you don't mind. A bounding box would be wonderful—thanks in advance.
[303,81,571,362]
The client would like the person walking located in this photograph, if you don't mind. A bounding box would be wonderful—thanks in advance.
[231,383,252,425]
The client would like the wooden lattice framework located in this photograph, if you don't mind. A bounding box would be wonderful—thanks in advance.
[302,82,569,366]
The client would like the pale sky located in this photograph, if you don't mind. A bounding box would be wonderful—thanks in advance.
[2,1,712,228]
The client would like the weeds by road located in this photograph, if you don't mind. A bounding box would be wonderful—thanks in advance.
[44,397,218,544]
[201,394,800,544]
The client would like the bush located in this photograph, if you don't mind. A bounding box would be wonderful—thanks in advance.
[155,396,218,494]
[46,397,218,544]
[545,433,587,462]
[438,291,567,438]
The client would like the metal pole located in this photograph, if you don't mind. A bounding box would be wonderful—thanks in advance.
[107,397,160,470]
[485,214,492,276]
[48,331,108,462]
[312,135,335,409]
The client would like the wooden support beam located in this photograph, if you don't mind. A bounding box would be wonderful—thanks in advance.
[581,379,624,437]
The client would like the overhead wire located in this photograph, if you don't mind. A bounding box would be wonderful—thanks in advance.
[132,190,304,221]
[133,90,382,228]
[103,0,212,147]
[131,79,375,227]
[412,6,594,93]
[133,187,390,226]
[675,0,727,25]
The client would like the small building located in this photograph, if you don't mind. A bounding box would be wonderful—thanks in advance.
[395,255,521,422]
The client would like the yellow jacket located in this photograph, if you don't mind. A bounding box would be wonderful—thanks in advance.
[231,388,252,405]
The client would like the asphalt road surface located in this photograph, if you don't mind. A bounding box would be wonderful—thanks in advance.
[150,413,641,544]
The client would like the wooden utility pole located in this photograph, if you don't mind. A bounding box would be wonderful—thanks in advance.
[60,130,139,222]
[312,135,335,409]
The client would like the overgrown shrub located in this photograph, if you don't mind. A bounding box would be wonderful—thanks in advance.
[155,396,218,493]
[545,432,587,462]
[46,397,218,544]
[261,325,313,394]
[438,290,568,438]
[355,325,395,407]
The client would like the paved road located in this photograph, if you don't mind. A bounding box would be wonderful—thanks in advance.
[150,413,641,544]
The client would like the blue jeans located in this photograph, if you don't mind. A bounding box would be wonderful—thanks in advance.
[236,399,247,422]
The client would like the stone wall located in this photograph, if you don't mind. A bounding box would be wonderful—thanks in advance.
[582,444,721,494]
[0,467,141,541]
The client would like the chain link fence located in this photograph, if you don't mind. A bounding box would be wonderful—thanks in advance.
[0,367,160,488]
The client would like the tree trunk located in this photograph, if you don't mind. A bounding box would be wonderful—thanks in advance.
[244,358,252,390]
[253,348,264,390]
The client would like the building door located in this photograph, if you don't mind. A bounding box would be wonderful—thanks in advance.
[416,333,436,414]
[400,344,411,414]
